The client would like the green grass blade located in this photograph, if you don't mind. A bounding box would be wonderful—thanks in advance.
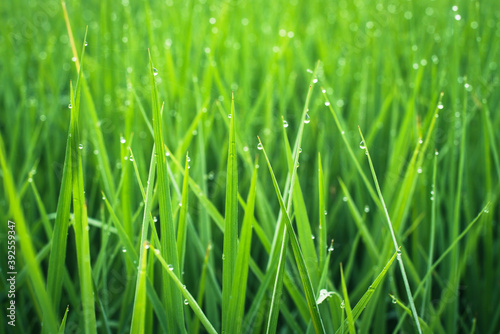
[46,110,72,313]
[177,152,190,272]
[58,306,70,334]
[227,162,258,334]
[150,244,218,334]
[358,127,422,334]
[259,138,326,334]
[222,92,239,333]
[130,241,150,334]
[318,153,327,270]
[340,264,356,334]
[335,249,399,334]
[0,134,59,333]
[149,50,185,333]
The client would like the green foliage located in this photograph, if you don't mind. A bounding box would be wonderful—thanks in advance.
[0,0,499,333]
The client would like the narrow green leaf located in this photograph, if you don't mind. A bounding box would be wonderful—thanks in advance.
[222,92,238,333]
[58,306,70,334]
[259,138,326,334]
[335,249,399,334]
[227,162,258,333]
[131,241,150,334]
[358,127,421,334]
[340,264,356,334]
[150,244,218,334]
[149,50,185,333]
[318,153,327,269]
[46,110,72,313]
[177,152,190,272]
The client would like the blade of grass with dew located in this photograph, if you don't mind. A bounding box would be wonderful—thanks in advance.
[389,295,432,334]
[321,89,382,212]
[280,116,319,286]
[191,243,212,334]
[422,151,438,317]
[177,152,190,272]
[222,92,239,334]
[45,106,72,314]
[394,203,491,331]
[226,161,258,334]
[337,178,379,261]
[259,138,326,334]
[130,241,150,334]
[318,152,327,270]
[62,4,116,202]
[69,29,97,334]
[149,50,186,333]
[334,249,399,334]
[358,127,422,333]
[131,146,157,334]
[150,244,218,334]
[58,306,70,334]
[0,133,59,333]
[340,264,355,334]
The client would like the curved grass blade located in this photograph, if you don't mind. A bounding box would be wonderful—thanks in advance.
[358,127,422,334]
[222,92,238,333]
[335,249,399,333]
[150,244,218,334]
[149,50,185,333]
[259,138,326,334]
[0,134,59,333]
[340,264,355,334]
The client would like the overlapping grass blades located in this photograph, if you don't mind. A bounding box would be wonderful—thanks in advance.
[149,50,186,333]
[259,138,326,334]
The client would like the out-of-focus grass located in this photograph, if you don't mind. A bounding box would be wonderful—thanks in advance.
[0,0,499,333]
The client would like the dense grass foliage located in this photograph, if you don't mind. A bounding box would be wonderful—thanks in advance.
[1,0,499,333]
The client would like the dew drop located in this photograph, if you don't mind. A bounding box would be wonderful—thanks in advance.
[306,69,313,73]
[120,136,126,144]
[144,242,150,250]
[79,144,83,150]
[153,67,159,76]
[328,245,334,252]
[154,249,160,255]
[184,299,189,305]
[178,202,182,207]
[392,297,397,304]
[311,235,315,240]
[168,264,174,271]
[283,120,289,128]
[257,143,263,150]
[122,248,127,253]
[340,301,345,309]
[228,114,231,119]
[324,101,330,106]
[153,216,158,222]
[68,103,72,109]
[312,78,318,84]
[359,141,366,149]
[438,103,444,110]
[129,155,134,161]
[324,210,327,215]
[298,147,302,153]
[417,167,423,174]
[418,137,423,144]
[84,41,88,46]
[322,89,326,93]
[28,178,33,183]
[364,205,370,213]
[304,113,311,124]
[343,196,348,202]
[187,156,191,162]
